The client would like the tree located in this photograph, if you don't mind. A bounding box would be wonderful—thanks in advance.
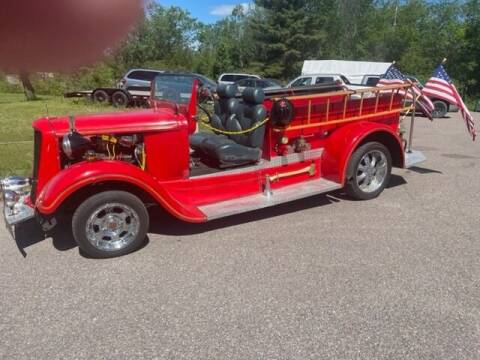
[250,0,327,79]
[7,1,478,98]
[116,3,198,72]
[19,72,37,101]
[463,0,480,97]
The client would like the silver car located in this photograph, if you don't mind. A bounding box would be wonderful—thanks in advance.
[118,69,164,90]
[218,73,261,85]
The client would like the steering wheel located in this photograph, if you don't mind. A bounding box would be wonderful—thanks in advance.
[198,86,214,104]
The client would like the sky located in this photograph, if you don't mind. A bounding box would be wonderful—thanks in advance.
[157,1,252,23]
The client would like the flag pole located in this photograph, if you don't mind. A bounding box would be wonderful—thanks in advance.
[407,85,416,153]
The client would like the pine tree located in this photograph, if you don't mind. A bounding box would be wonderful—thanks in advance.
[463,0,480,97]
[250,0,327,79]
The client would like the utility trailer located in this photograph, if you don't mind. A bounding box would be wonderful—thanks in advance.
[64,87,151,107]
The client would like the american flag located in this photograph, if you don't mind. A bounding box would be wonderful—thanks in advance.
[423,64,477,141]
[377,64,434,121]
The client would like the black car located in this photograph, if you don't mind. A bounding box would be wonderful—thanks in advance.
[235,78,283,91]
[406,75,458,118]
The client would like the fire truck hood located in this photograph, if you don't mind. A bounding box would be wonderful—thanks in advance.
[44,108,182,136]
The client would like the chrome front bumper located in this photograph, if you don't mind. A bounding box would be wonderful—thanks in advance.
[1,177,35,228]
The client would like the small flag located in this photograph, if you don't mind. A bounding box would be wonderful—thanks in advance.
[377,64,434,121]
[423,64,476,141]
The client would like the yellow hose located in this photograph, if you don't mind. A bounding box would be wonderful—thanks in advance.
[199,117,270,136]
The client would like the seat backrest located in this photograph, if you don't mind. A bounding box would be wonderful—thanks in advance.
[226,87,267,148]
[211,83,239,130]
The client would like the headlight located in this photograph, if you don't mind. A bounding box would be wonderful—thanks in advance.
[1,176,31,194]
[62,134,73,158]
[62,132,90,160]
[4,190,20,209]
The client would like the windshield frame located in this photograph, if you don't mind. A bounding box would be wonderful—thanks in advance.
[151,74,197,107]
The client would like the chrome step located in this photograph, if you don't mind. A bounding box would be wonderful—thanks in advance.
[405,150,426,168]
[199,178,342,220]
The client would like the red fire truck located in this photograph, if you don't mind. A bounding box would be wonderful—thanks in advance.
[2,75,425,258]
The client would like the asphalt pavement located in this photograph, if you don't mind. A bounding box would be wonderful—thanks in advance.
[1,112,479,359]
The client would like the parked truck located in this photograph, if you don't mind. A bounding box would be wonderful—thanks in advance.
[301,60,454,118]
[3,76,426,258]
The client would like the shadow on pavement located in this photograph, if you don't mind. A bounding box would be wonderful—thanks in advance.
[441,153,478,160]
[148,193,341,237]
[13,174,411,254]
[407,166,443,174]
[387,174,408,188]
[329,174,406,202]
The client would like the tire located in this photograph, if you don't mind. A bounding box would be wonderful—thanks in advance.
[345,142,392,200]
[72,191,149,258]
[432,100,448,118]
[112,91,129,107]
[92,89,110,104]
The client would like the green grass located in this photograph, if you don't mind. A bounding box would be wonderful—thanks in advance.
[0,93,212,177]
[0,93,119,177]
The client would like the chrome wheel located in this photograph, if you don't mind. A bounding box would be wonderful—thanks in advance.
[356,150,388,193]
[86,203,140,252]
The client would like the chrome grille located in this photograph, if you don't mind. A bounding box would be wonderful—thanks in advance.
[30,131,41,202]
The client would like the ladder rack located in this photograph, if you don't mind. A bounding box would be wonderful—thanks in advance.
[271,84,414,133]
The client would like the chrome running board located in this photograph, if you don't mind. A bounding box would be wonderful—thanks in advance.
[405,150,426,168]
[199,178,342,220]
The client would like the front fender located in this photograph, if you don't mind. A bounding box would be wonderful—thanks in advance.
[322,121,404,184]
[36,161,206,223]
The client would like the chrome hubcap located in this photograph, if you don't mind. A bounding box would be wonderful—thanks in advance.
[86,203,140,252]
[356,150,388,193]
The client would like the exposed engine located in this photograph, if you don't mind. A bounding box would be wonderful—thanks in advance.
[61,117,146,169]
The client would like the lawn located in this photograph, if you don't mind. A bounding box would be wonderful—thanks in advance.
[0,93,117,177]
[0,92,212,177]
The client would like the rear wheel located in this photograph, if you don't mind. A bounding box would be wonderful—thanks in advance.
[112,91,129,107]
[345,142,392,200]
[72,191,149,258]
[432,100,448,118]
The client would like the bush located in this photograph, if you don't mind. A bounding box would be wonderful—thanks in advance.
[0,73,23,94]
[24,63,120,96]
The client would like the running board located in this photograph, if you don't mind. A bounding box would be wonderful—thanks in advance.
[199,178,342,221]
[405,150,426,168]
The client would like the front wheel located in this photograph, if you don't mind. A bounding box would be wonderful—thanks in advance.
[92,89,110,104]
[345,142,392,200]
[72,191,149,258]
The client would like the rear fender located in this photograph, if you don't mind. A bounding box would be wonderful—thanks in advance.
[322,122,405,184]
[36,161,206,223]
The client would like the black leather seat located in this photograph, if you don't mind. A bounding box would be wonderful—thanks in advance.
[190,84,267,168]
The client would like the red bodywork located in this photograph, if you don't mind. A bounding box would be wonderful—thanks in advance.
[31,83,408,223]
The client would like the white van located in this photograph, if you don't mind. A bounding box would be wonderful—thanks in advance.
[218,73,261,85]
